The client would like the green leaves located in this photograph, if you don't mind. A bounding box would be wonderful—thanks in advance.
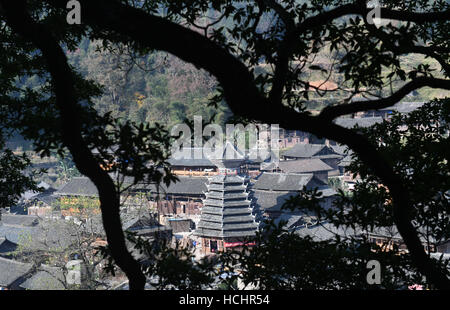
[0,138,41,209]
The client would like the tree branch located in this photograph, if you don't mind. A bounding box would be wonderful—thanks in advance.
[294,2,450,36]
[270,0,450,103]
[362,19,450,77]
[319,77,450,121]
[0,0,146,290]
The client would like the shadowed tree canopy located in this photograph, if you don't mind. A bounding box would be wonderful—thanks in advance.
[0,0,449,289]
[0,135,40,209]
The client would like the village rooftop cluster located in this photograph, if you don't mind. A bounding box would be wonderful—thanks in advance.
[1,101,449,290]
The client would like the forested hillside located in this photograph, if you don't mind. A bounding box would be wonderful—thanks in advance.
[66,39,450,125]
[12,12,448,133]
[16,38,229,128]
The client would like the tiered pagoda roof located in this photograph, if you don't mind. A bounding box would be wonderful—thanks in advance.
[195,174,259,239]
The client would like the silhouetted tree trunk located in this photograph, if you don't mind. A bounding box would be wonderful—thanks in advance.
[0,0,146,290]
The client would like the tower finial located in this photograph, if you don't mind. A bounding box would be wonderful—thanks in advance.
[209,141,245,175]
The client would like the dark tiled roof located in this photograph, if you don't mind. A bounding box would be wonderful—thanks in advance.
[254,187,335,212]
[168,158,215,167]
[169,143,246,168]
[19,265,66,290]
[149,176,208,195]
[201,206,253,216]
[252,173,321,191]
[208,174,246,184]
[121,212,172,239]
[260,161,279,171]
[205,192,248,200]
[0,220,74,250]
[334,117,383,129]
[56,177,99,197]
[207,183,246,192]
[253,190,299,212]
[210,141,246,168]
[317,187,338,197]
[273,214,305,229]
[132,176,209,196]
[202,199,252,207]
[282,144,325,158]
[277,158,334,174]
[56,176,209,197]
[123,215,161,230]
[0,214,40,227]
[295,222,357,241]
[0,257,32,287]
[294,222,429,243]
[0,238,18,255]
[32,188,59,205]
[282,144,342,159]
[0,225,37,244]
[195,228,257,238]
[168,147,215,167]
[252,172,337,212]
